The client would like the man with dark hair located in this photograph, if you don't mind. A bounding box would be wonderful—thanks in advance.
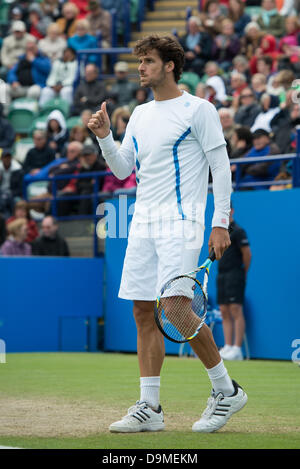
[88,34,247,434]
[32,215,70,256]
[0,148,23,217]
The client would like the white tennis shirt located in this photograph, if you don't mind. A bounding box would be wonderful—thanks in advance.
[97,91,232,228]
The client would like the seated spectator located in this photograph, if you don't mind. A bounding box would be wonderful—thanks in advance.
[249,34,280,75]
[27,3,52,40]
[212,18,240,71]
[76,144,106,214]
[72,63,107,115]
[200,0,227,36]
[7,38,51,102]
[228,0,251,38]
[269,170,292,191]
[202,61,227,103]
[279,0,299,15]
[70,0,89,18]
[179,16,213,77]
[47,142,82,215]
[0,214,6,248]
[80,109,99,144]
[23,130,55,175]
[26,141,83,214]
[128,87,149,113]
[218,107,237,141]
[234,87,262,128]
[40,0,62,22]
[1,218,32,256]
[232,55,251,84]
[56,2,79,38]
[102,165,136,195]
[32,215,70,256]
[0,21,36,78]
[251,73,267,101]
[69,125,93,146]
[67,19,98,63]
[205,79,224,109]
[109,61,138,107]
[230,126,253,159]
[111,107,131,142]
[230,71,248,109]
[46,110,69,157]
[279,16,300,52]
[38,23,67,62]
[39,46,77,107]
[0,104,16,151]
[255,56,275,85]
[271,102,300,154]
[0,148,23,218]
[240,21,265,61]
[6,200,39,243]
[240,128,281,188]
[86,0,112,46]
[251,93,281,132]
[256,0,285,38]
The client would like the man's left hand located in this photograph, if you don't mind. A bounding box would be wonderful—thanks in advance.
[208,227,231,260]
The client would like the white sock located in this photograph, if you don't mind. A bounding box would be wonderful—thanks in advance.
[140,376,160,410]
[206,360,234,397]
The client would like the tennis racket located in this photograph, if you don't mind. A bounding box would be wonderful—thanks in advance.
[154,249,216,344]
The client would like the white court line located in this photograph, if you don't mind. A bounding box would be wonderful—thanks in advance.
[0,446,22,449]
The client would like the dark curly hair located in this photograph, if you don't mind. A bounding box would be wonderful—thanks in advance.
[133,35,185,83]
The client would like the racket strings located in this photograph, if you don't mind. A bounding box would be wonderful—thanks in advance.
[157,276,206,342]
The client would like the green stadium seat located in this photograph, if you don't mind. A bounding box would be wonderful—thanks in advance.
[179,71,201,95]
[39,98,70,118]
[66,116,83,130]
[7,108,37,134]
[0,3,9,23]
[30,114,49,134]
[9,97,39,114]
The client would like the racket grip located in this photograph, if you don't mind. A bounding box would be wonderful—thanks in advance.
[209,249,216,262]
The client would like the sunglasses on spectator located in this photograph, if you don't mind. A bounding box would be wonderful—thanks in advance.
[241,94,253,98]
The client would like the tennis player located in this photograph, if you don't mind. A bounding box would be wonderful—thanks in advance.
[88,35,247,433]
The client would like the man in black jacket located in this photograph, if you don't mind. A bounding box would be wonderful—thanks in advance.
[72,64,107,115]
[23,130,55,175]
[0,104,15,150]
[234,88,262,128]
[0,148,23,217]
[32,215,70,256]
[179,16,213,77]
[76,144,106,215]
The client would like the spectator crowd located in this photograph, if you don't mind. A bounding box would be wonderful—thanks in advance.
[0,0,299,255]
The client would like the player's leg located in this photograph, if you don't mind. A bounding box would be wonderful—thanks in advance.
[133,300,165,379]
[109,224,165,433]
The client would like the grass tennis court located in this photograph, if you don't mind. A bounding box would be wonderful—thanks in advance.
[0,353,299,449]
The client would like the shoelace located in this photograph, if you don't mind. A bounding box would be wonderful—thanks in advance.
[201,393,224,419]
[127,401,148,416]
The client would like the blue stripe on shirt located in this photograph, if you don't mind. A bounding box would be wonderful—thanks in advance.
[132,136,140,183]
[173,127,191,219]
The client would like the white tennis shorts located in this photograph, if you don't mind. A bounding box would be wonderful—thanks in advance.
[119,219,204,301]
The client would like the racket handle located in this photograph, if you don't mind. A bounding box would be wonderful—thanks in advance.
[209,249,216,262]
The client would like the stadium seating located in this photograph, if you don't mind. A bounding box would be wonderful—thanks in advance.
[66,115,83,130]
[8,108,37,135]
[13,137,35,164]
[39,98,70,119]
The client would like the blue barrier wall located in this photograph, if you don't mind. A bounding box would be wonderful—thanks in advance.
[104,189,300,360]
[0,257,104,352]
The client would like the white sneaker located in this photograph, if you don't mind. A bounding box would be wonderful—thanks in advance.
[192,380,248,433]
[224,346,243,361]
[109,401,165,433]
[219,344,233,359]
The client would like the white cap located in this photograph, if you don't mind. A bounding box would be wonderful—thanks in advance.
[12,21,26,32]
